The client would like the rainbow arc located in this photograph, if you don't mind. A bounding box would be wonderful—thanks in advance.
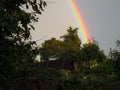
[67,0,91,43]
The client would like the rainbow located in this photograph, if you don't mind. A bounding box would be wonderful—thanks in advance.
[67,0,91,43]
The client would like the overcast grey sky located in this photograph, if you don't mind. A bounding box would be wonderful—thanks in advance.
[31,0,120,54]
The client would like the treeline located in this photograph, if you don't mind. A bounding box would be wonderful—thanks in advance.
[37,27,120,90]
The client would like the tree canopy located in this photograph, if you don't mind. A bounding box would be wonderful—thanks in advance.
[39,38,62,61]
[39,27,81,61]
[0,0,46,80]
[60,27,81,47]
[39,27,106,64]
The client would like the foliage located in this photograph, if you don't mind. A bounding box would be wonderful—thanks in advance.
[109,40,120,80]
[0,0,46,80]
[38,62,117,90]
[60,27,81,47]
[38,29,120,90]
[78,43,106,62]
[39,27,81,61]
[39,38,62,61]
[59,27,81,60]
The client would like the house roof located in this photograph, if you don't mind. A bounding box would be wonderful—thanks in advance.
[36,59,74,70]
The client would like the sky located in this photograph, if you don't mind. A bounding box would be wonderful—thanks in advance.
[31,0,120,54]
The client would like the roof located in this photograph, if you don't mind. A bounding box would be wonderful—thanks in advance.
[36,59,74,70]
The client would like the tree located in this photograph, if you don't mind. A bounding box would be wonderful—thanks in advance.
[0,0,46,80]
[39,38,62,61]
[60,27,81,47]
[39,27,81,61]
[74,42,116,90]
[75,42,106,76]
[78,43,106,62]
[110,40,120,80]
[59,27,81,60]
[39,29,119,90]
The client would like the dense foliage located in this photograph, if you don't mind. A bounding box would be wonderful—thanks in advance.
[39,27,81,61]
[39,28,120,90]
[0,0,46,80]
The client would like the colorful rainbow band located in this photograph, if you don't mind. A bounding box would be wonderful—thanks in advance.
[67,0,91,43]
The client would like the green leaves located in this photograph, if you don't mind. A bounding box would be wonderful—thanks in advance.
[39,38,62,61]
[27,0,47,14]
[61,27,81,47]
[38,29,119,90]
[39,27,81,61]
[0,0,46,80]
[78,43,106,62]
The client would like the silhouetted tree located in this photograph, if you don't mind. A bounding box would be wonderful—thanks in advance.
[0,0,46,80]
[39,38,62,61]
[39,27,81,61]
